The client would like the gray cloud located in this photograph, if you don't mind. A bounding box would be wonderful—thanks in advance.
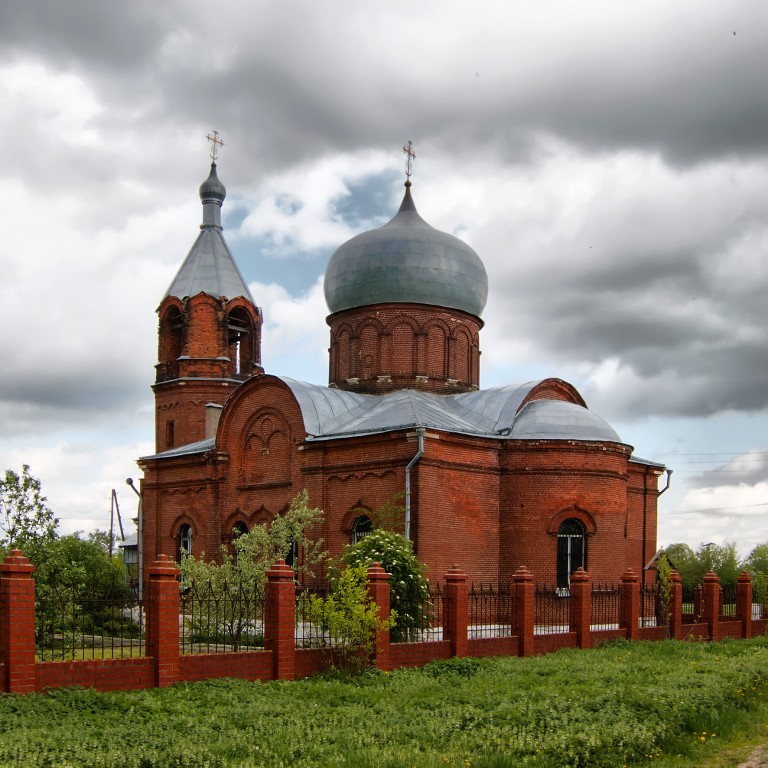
[687,451,768,489]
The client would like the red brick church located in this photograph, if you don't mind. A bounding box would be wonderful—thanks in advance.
[138,156,665,587]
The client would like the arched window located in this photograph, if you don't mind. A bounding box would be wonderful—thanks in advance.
[227,307,254,376]
[285,539,298,569]
[231,521,248,564]
[178,524,193,561]
[557,519,586,590]
[351,515,373,544]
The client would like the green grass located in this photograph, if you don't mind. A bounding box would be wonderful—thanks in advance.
[3,637,768,767]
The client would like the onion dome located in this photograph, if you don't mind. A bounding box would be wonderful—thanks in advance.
[199,162,226,206]
[324,182,488,317]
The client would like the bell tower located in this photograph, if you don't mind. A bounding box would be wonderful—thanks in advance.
[153,137,262,452]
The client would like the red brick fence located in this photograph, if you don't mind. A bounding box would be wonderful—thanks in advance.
[1,550,765,694]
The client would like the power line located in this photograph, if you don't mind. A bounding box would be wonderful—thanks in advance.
[660,501,768,515]
[648,451,768,458]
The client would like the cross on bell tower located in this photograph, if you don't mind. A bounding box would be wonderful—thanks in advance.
[206,130,224,162]
[152,134,263,452]
[403,140,416,180]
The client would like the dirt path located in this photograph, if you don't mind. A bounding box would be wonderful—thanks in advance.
[739,747,768,767]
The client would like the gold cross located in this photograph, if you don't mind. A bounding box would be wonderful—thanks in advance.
[403,140,416,179]
[206,130,225,162]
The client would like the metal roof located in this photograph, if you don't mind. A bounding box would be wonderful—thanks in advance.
[324,183,488,317]
[142,379,633,461]
[278,378,624,445]
[164,164,254,303]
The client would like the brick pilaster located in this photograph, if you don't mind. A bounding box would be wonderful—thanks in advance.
[703,571,720,642]
[0,550,36,693]
[669,570,683,640]
[444,566,468,658]
[620,570,640,640]
[737,571,753,639]
[513,566,534,657]
[265,560,296,680]
[145,555,180,688]
[569,568,591,649]
[366,563,392,671]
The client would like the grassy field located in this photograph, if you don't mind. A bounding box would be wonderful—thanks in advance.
[3,637,768,767]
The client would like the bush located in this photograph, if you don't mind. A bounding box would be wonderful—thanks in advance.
[307,563,394,673]
[342,529,430,641]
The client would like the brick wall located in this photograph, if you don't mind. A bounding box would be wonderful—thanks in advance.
[327,303,482,394]
[0,552,762,695]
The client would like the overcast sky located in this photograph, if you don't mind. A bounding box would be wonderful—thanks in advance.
[1,1,768,560]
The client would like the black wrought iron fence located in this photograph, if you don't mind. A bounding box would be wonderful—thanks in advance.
[295,585,335,649]
[179,579,265,654]
[534,584,570,635]
[720,585,737,619]
[468,583,516,638]
[591,583,621,630]
[640,582,668,628]
[392,584,444,643]
[35,575,143,661]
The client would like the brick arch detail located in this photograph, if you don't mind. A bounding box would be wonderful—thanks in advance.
[546,505,597,536]
[249,505,275,527]
[354,317,386,335]
[223,509,250,533]
[384,314,420,335]
[170,515,197,552]
[341,502,372,535]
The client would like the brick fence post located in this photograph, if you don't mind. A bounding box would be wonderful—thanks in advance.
[669,570,683,640]
[737,571,753,639]
[366,563,392,671]
[145,555,180,688]
[569,568,591,649]
[513,566,534,657]
[0,550,37,694]
[703,571,720,642]
[620,570,640,640]
[265,560,296,680]
[444,566,468,659]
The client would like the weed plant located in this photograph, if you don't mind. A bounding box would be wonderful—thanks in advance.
[2,637,768,767]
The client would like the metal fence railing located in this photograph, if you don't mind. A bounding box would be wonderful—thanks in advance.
[295,585,336,649]
[591,584,621,630]
[35,576,144,661]
[179,579,265,654]
[468,583,516,639]
[534,584,570,635]
[720,585,737,619]
[392,584,445,644]
[639,582,667,628]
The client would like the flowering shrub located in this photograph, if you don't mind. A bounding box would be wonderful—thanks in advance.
[342,529,430,641]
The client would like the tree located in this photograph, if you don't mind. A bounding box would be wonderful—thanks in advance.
[0,465,59,551]
[743,544,768,577]
[341,529,430,642]
[178,490,327,649]
[663,541,740,589]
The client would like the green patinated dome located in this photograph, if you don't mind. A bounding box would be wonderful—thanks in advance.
[324,183,488,317]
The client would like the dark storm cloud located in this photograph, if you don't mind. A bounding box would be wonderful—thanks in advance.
[0,1,169,70]
[5,2,768,183]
